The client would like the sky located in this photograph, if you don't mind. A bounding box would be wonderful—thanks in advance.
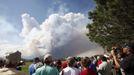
[0,0,102,59]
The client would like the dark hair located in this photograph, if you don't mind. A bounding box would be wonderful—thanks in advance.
[81,57,91,67]
[67,57,75,67]
[124,42,134,54]
[33,57,40,63]
[44,57,53,65]
[101,56,107,61]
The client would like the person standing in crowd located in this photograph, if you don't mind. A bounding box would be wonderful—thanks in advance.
[55,60,62,72]
[34,54,59,75]
[121,42,134,75]
[89,56,97,75]
[60,57,80,75]
[96,56,102,67]
[32,60,43,75]
[97,56,112,75]
[80,57,96,75]
[111,46,122,75]
[61,60,68,70]
[29,57,40,75]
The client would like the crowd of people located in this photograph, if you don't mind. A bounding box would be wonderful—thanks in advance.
[29,42,134,75]
[0,42,134,75]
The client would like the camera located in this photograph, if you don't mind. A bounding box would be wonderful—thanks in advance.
[112,47,121,54]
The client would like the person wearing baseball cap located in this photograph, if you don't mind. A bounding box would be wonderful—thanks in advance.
[121,42,134,75]
[34,54,59,75]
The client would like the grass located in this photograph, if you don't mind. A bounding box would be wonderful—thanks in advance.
[21,61,32,74]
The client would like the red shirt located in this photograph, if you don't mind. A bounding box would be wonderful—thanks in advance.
[80,68,96,75]
[61,61,67,69]
[97,59,102,67]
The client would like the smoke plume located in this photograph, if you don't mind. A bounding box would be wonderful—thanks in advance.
[20,12,103,59]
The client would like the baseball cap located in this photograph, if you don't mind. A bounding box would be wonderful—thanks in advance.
[44,54,52,61]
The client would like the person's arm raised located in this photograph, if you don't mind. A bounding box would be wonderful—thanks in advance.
[111,50,120,69]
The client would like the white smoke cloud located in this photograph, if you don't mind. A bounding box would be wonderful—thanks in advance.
[0,13,103,59]
[20,12,101,59]
[0,1,103,59]
[20,13,39,37]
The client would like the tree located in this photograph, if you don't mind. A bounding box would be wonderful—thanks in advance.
[86,0,134,49]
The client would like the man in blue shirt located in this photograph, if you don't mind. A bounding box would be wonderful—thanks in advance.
[29,57,40,75]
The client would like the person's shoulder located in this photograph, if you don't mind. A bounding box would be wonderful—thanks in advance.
[100,62,107,66]
[73,67,79,71]
[52,67,59,73]
[36,66,45,72]
[46,65,53,70]
[80,71,85,75]
[62,67,70,72]
[128,54,134,59]
[80,69,88,75]
[49,66,58,72]
[42,65,57,71]
[63,67,70,70]
[29,63,34,67]
[34,66,44,75]
[122,54,134,63]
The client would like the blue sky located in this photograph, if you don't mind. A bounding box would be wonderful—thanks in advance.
[0,0,95,22]
[0,0,95,45]
[0,0,97,57]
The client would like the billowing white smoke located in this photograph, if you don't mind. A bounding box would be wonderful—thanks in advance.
[20,12,102,59]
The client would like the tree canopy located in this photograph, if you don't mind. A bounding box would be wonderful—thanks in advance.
[86,0,134,49]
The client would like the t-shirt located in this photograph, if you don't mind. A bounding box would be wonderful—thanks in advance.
[60,67,80,75]
[29,63,36,75]
[121,54,134,75]
[35,65,59,75]
[97,59,102,67]
[61,61,67,69]
[80,68,96,75]
[89,63,97,73]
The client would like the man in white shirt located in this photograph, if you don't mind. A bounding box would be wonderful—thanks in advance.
[97,56,112,75]
[60,57,80,75]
